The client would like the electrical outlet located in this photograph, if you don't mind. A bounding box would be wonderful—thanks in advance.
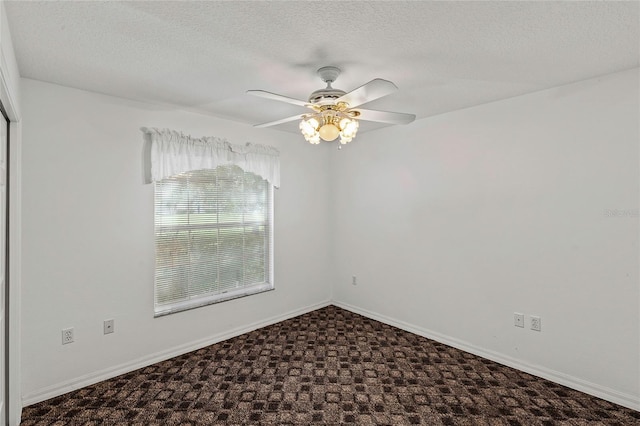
[514,313,524,328]
[62,327,74,344]
[352,276,357,286]
[531,316,541,332]
[103,319,114,335]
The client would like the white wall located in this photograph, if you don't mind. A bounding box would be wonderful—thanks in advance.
[20,78,333,403]
[331,68,640,408]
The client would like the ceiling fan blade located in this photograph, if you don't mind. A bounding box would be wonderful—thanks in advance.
[337,79,398,108]
[254,114,304,128]
[247,90,309,107]
[355,108,416,125]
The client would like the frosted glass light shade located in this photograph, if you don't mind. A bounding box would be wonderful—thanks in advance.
[308,133,321,144]
[339,118,359,144]
[340,118,358,137]
[300,118,318,137]
[300,117,321,144]
[319,123,340,141]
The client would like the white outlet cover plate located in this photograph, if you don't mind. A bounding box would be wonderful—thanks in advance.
[104,319,114,334]
[62,327,74,344]
[531,315,541,331]
[514,313,524,328]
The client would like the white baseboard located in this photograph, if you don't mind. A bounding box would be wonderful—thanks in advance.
[22,300,331,407]
[332,301,640,412]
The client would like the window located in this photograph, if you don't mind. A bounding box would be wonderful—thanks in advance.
[142,127,279,316]
[154,165,274,316]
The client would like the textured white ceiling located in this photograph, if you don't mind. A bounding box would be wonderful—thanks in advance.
[5,1,639,133]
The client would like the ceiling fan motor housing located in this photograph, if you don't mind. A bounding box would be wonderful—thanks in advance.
[309,66,347,105]
[308,88,347,104]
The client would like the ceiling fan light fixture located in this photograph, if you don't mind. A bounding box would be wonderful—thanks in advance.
[299,111,360,145]
[250,65,415,146]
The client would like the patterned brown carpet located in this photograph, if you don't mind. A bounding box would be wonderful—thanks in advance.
[21,306,639,425]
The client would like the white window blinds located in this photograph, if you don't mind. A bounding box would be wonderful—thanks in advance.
[154,166,274,316]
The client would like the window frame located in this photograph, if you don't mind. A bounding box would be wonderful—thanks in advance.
[153,166,274,317]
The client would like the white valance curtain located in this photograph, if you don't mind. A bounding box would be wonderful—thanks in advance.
[141,127,280,188]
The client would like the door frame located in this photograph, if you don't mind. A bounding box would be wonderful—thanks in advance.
[0,52,22,426]
[0,100,8,426]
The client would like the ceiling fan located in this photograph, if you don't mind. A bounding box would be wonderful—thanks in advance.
[247,66,416,145]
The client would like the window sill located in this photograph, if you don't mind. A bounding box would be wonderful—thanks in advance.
[154,283,274,317]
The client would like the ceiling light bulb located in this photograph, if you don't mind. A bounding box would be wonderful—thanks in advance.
[318,123,340,141]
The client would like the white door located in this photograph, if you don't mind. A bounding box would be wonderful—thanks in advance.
[0,111,8,425]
